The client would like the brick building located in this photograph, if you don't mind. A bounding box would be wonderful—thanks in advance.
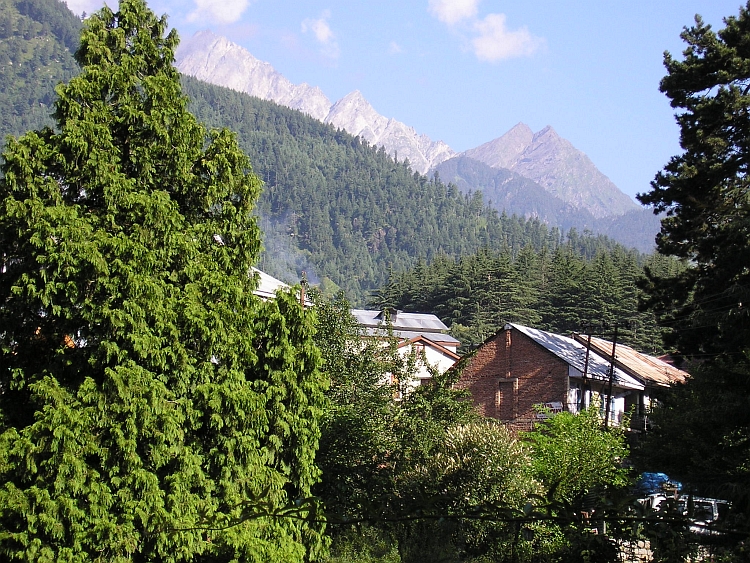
[454,323,645,431]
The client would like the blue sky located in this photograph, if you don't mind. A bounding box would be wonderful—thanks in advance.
[67,0,743,201]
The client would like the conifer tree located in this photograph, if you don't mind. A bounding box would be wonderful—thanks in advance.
[637,3,750,519]
[0,1,326,561]
[638,3,750,357]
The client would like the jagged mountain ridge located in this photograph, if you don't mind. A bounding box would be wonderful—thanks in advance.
[175,30,332,121]
[175,30,454,174]
[433,155,660,252]
[462,123,639,218]
[175,31,645,222]
[1,0,662,305]
[326,90,455,174]
[433,155,600,228]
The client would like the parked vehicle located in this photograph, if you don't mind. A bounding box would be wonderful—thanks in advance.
[678,496,730,535]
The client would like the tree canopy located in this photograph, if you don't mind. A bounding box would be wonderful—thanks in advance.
[370,244,669,354]
[638,2,750,358]
[636,2,750,531]
[0,1,326,561]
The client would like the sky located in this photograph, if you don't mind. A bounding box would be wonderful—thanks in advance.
[65,0,744,202]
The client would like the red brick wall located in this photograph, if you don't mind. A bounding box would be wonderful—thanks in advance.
[455,327,569,424]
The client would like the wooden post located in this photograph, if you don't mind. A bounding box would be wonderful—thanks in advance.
[581,323,592,412]
[604,324,618,429]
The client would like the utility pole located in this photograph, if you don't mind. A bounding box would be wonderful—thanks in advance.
[604,323,618,429]
[581,322,593,412]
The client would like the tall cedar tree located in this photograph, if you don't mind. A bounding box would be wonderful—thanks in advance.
[638,3,750,358]
[0,1,326,561]
[636,3,750,520]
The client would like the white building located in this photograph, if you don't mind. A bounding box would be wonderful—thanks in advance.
[351,309,460,389]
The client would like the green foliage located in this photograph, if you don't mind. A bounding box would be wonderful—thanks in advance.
[638,357,750,509]
[517,409,634,563]
[637,3,750,359]
[323,526,401,563]
[405,421,541,562]
[0,0,657,310]
[635,3,750,548]
[371,244,668,354]
[0,1,326,561]
[524,407,630,505]
[181,75,635,306]
[312,292,478,522]
[0,0,81,139]
[312,291,403,524]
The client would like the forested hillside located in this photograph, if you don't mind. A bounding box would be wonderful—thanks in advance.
[1,0,651,305]
[0,0,80,137]
[182,76,636,301]
[434,155,662,253]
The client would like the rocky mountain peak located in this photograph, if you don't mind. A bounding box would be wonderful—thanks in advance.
[328,90,377,121]
[506,122,535,142]
[462,122,533,169]
[532,125,560,143]
[324,93,455,172]
[337,90,368,105]
[175,30,638,219]
[175,31,332,121]
[459,123,638,219]
[176,32,453,174]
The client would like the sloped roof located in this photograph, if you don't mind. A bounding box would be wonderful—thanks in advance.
[397,335,461,360]
[251,267,289,299]
[507,323,644,391]
[571,334,688,387]
[352,309,459,344]
[251,267,312,305]
[352,309,449,332]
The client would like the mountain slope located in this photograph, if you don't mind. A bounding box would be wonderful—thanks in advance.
[175,30,455,174]
[175,30,655,247]
[434,154,659,252]
[0,0,81,139]
[1,0,654,302]
[181,75,586,301]
[462,123,639,219]
[433,155,597,229]
[326,90,455,174]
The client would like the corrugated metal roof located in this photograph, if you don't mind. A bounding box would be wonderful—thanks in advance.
[351,309,449,333]
[508,323,644,391]
[571,334,688,387]
[353,309,458,346]
[250,268,312,305]
[251,267,290,299]
[359,326,460,345]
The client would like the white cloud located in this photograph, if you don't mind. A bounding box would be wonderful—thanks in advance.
[471,13,543,62]
[389,41,403,55]
[301,10,340,59]
[428,0,480,26]
[187,0,250,25]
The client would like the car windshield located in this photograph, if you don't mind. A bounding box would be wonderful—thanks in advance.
[692,502,715,522]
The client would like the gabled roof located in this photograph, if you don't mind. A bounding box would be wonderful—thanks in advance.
[397,335,461,360]
[351,309,449,333]
[571,334,688,387]
[507,323,644,391]
[252,267,289,299]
